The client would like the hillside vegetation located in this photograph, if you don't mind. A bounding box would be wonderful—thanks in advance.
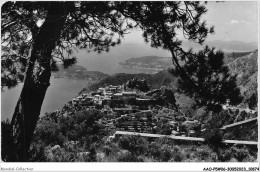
[226,50,258,108]
[52,65,110,80]
[3,105,255,162]
[81,70,178,94]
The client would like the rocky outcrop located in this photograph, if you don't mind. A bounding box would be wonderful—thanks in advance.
[145,87,177,108]
[126,78,149,92]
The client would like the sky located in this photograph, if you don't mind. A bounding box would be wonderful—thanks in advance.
[121,1,258,44]
[203,1,258,43]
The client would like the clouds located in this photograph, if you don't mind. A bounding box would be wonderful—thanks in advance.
[203,1,258,43]
[230,19,249,25]
[230,20,239,24]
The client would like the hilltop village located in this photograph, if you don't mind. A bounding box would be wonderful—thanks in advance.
[16,76,257,162]
[58,78,257,139]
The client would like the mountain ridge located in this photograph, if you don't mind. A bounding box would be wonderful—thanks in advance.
[52,65,110,80]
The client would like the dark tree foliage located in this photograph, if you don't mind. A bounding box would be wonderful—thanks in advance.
[1,120,17,161]
[118,135,148,156]
[172,46,243,111]
[203,111,225,155]
[247,93,257,110]
[126,78,149,92]
[28,109,107,162]
[1,1,214,161]
[1,1,128,89]
[114,1,214,75]
[115,1,213,46]
[1,1,131,161]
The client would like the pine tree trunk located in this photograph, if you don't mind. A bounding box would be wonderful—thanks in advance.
[10,2,70,161]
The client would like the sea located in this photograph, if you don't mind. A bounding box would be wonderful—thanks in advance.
[1,43,171,121]
[1,78,93,121]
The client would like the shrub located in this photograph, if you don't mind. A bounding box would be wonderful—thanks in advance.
[28,108,109,162]
[103,145,112,156]
[44,146,72,162]
[230,146,251,162]
[195,148,210,161]
[172,145,181,153]
[149,142,161,160]
[117,150,142,162]
[159,145,172,162]
[87,145,97,162]
[217,146,253,162]
[160,124,172,135]
[154,137,174,146]
[218,149,232,162]
[118,135,148,155]
[28,142,47,162]
[35,119,65,146]
[172,151,184,162]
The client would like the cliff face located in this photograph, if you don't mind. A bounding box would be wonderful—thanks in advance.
[144,86,177,108]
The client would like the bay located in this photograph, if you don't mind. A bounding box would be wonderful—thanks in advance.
[1,43,170,121]
[1,77,91,121]
[75,43,171,74]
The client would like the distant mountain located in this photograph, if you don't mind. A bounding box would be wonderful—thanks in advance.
[52,65,110,80]
[181,40,257,52]
[118,56,172,71]
[118,40,258,71]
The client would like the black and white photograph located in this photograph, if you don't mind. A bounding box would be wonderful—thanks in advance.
[1,0,259,171]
